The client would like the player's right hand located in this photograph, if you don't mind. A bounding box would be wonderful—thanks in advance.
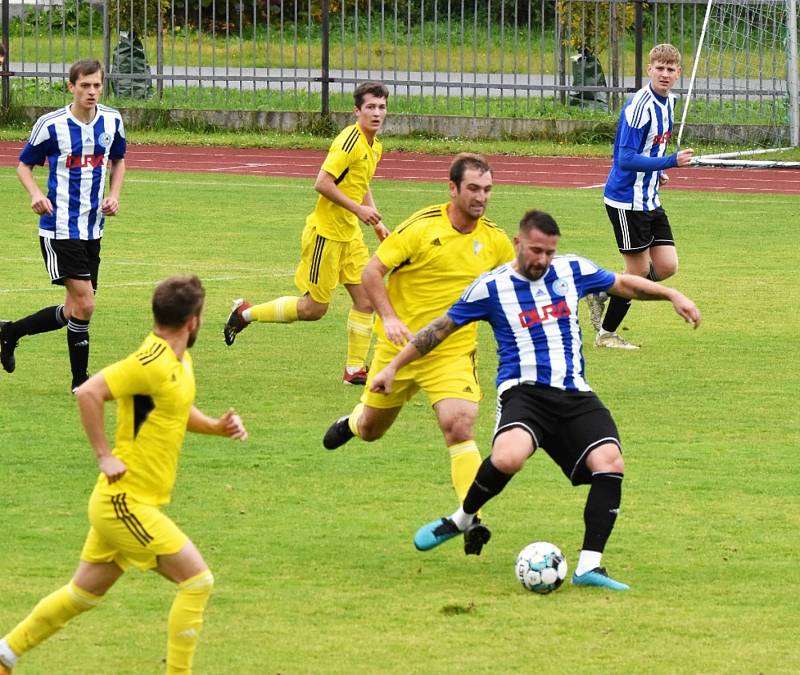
[31,194,53,215]
[99,455,127,483]
[382,317,413,346]
[369,368,395,394]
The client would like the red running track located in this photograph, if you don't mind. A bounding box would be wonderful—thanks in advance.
[2,140,799,194]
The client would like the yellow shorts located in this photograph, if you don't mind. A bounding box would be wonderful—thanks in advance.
[80,487,189,572]
[361,343,482,409]
[294,221,369,304]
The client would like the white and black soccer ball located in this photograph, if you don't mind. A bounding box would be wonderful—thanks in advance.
[515,541,568,594]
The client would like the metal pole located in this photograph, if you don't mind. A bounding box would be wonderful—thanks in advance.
[321,0,330,116]
[2,0,10,110]
[634,0,643,91]
[103,1,111,90]
[787,0,799,146]
[157,2,163,99]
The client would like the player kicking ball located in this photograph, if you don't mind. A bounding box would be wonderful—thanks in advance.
[369,210,701,591]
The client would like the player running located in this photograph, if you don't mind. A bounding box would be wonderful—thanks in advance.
[322,153,515,554]
[588,43,694,349]
[0,275,248,675]
[223,82,390,385]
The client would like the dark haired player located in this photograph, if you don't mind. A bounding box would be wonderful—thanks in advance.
[371,210,700,590]
[2,59,126,391]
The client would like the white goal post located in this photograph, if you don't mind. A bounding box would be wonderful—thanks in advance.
[678,0,800,168]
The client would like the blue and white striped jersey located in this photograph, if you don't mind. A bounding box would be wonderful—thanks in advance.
[19,104,126,240]
[447,256,615,394]
[603,84,677,211]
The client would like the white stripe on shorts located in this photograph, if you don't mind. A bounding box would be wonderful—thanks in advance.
[43,237,60,281]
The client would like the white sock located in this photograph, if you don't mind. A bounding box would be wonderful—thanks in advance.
[449,507,474,531]
[0,639,18,668]
[575,550,603,576]
[598,329,612,337]
[242,307,253,322]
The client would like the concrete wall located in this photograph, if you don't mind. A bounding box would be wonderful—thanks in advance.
[13,105,776,146]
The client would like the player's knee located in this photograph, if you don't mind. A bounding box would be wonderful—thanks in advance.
[72,295,96,320]
[656,261,678,279]
[490,446,527,474]
[356,419,385,442]
[298,298,328,321]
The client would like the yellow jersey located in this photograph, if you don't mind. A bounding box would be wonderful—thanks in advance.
[376,203,515,356]
[307,123,382,242]
[96,332,196,506]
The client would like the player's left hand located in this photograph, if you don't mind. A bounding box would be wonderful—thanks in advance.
[373,221,390,241]
[369,368,395,394]
[219,408,248,440]
[101,197,120,216]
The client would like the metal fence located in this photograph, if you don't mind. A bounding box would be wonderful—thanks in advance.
[1,0,798,143]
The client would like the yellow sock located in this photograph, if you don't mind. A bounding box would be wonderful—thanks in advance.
[6,580,101,657]
[347,403,365,438]
[249,296,299,323]
[449,440,482,505]
[166,570,214,675]
[345,308,373,368]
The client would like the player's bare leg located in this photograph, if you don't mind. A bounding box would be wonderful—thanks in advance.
[323,403,401,449]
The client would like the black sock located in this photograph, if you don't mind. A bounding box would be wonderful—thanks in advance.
[462,457,514,515]
[647,263,660,282]
[582,472,623,553]
[67,317,90,387]
[5,304,66,341]
[600,296,631,333]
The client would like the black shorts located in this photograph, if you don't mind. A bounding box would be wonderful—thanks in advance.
[40,237,101,290]
[605,205,675,253]
[494,384,621,486]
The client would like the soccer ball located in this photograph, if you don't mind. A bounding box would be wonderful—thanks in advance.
[515,541,568,594]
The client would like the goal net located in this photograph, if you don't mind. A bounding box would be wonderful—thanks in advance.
[678,0,800,167]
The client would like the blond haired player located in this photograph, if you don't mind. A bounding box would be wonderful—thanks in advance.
[587,43,694,348]
[322,154,515,554]
[0,275,248,675]
[224,82,390,385]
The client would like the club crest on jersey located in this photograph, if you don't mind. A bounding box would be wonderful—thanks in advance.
[518,300,571,328]
[473,240,482,255]
[98,132,113,148]
[552,279,570,296]
[65,154,105,169]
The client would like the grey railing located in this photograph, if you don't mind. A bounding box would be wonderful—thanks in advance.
[1,0,798,144]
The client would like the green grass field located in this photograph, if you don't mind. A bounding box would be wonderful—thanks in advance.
[0,168,798,674]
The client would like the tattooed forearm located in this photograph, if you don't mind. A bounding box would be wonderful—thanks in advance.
[412,315,456,356]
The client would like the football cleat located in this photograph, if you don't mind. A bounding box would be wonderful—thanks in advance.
[463,518,492,556]
[594,332,639,350]
[223,299,252,346]
[413,517,461,551]
[322,415,355,450]
[0,321,18,374]
[571,566,630,591]
[342,366,368,386]
[585,292,608,332]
